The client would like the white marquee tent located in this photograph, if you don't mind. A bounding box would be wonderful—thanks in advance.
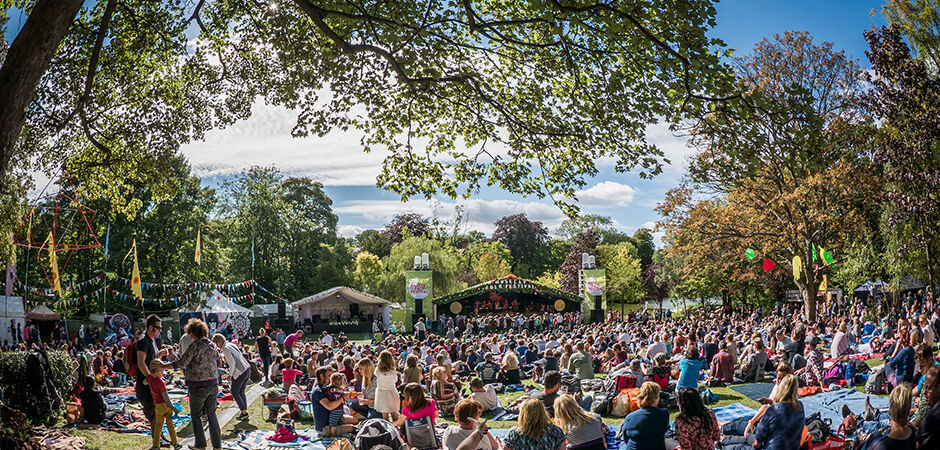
[293,287,391,329]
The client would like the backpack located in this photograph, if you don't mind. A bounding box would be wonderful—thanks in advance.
[866,368,887,395]
[843,362,856,385]
[356,418,407,450]
[604,373,638,393]
[805,412,831,443]
[592,391,616,416]
[125,339,138,378]
[403,416,439,450]
[561,373,582,395]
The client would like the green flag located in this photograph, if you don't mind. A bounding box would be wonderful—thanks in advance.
[745,248,756,260]
[822,250,834,265]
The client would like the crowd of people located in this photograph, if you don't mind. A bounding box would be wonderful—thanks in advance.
[1,292,940,450]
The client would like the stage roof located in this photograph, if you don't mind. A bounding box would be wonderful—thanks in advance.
[293,286,390,307]
[432,275,580,305]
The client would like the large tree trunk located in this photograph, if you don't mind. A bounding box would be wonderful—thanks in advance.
[0,0,83,185]
[800,256,818,323]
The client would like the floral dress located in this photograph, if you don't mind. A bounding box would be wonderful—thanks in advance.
[503,424,565,450]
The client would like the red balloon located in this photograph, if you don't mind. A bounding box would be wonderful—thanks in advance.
[763,259,775,272]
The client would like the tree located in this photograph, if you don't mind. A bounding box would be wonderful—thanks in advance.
[559,230,598,292]
[556,215,631,245]
[382,213,431,244]
[377,234,463,304]
[665,32,880,321]
[473,252,512,283]
[355,229,392,258]
[493,213,548,276]
[0,0,735,238]
[864,26,940,287]
[883,0,940,70]
[604,245,644,312]
[535,270,562,290]
[460,240,513,278]
[644,261,670,307]
[632,228,655,271]
[353,251,384,294]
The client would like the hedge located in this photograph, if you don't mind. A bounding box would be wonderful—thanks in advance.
[0,350,74,425]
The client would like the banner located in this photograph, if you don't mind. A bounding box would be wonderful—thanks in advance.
[582,268,607,324]
[404,270,432,331]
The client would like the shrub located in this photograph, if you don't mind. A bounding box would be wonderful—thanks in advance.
[0,350,74,425]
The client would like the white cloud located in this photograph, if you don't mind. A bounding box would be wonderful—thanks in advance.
[180,102,384,186]
[573,181,637,207]
[337,225,365,239]
[644,122,696,177]
[334,197,566,236]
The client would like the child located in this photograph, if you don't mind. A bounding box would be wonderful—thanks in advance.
[147,360,181,450]
[281,358,302,392]
[401,383,437,424]
[374,350,401,421]
[327,373,349,432]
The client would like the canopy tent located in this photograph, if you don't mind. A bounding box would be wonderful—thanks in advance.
[176,290,254,337]
[433,275,582,316]
[293,287,391,330]
[898,275,926,292]
[26,304,61,321]
[0,296,25,343]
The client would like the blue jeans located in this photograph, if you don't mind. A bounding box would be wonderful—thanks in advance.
[231,370,250,411]
[189,384,221,449]
[860,411,891,433]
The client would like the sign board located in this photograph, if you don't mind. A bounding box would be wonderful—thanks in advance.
[404,270,432,331]
[582,269,607,323]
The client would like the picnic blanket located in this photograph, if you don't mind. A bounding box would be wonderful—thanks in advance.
[712,403,758,423]
[729,383,775,401]
[221,427,519,449]
[800,388,889,431]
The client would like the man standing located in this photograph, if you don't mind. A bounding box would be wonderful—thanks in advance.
[414,317,427,341]
[917,365,940,448]
[135,314,164,425]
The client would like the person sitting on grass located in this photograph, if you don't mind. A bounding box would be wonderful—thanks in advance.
[281,358,302,392]
[468,377,500,412]
[147,360,181,450]
[674,387,720,450]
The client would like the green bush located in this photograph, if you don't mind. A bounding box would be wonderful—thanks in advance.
[0,350,74,425]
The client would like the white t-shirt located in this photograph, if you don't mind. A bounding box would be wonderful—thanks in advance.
[319,334,334,347]
[443,425,495,450]
[469,385,500,411]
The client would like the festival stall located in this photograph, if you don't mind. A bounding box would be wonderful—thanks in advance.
[292,286,390,334]
[176,290,255,338]
[433,275,582,316]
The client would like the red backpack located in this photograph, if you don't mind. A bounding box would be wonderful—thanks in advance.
[125,339,138,378]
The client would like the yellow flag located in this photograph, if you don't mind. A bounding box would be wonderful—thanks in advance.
[126,239,143,302]
[195,229,202,265]
[26,208,34,243]
[44,232,62,296]
[820,275,828,291]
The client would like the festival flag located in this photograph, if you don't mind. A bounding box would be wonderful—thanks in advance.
[251,235,255,271]
[792,256,802,280]
[124,239,143,302]
[820,275,828,291]
[195,228,202,265]
[103,222,110,262]
[745,248,756,260]
[44,232,62,296]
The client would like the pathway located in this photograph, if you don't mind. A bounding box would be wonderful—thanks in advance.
[179,383,266,448]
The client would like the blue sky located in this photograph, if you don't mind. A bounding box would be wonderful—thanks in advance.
[11,1,887,240]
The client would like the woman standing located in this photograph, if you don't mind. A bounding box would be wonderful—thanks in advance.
[169,319,222,450]
[619,382,668,450]
[503,398,566,450]
[754,374,804,450]
[674,388,720,450]
[212,333,251,420]
[554,395,606,450]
